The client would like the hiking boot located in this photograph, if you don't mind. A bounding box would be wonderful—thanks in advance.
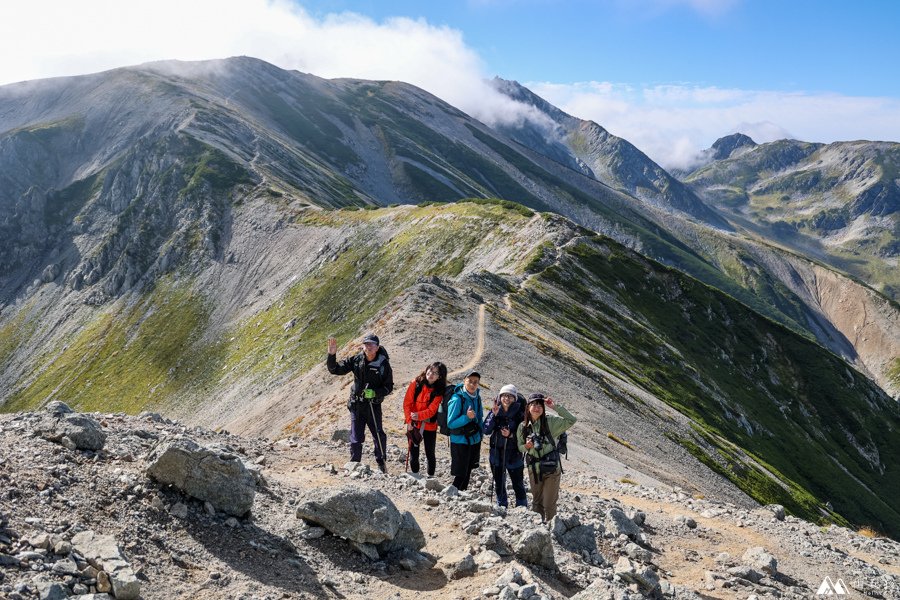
[377,461,387,474]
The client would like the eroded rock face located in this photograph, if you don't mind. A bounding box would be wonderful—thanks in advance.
[144,438,257,517]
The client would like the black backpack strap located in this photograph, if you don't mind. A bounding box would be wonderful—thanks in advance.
[543,427,564,476]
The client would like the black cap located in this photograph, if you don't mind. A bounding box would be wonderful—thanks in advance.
[527,393,545,404]
[362,333,380,345]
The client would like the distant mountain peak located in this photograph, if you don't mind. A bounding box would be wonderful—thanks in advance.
[489,77,572,124]
[711,133,757,160]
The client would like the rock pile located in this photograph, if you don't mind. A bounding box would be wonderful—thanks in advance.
[1,405,899,600]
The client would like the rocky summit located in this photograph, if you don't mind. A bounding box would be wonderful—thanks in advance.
[1,405,899,600]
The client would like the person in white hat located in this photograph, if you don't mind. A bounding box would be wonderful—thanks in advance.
[483,384,527,508]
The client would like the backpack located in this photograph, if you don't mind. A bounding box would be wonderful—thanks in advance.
[436,383,465,436]
[557,431,569,459]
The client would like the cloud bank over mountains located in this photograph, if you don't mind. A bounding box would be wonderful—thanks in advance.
[3,0,898,168]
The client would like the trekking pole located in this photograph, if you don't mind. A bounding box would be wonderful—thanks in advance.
[500,433,508,506]
[364,384,386,468]
[405,421,413,473]
[489,432,495,505]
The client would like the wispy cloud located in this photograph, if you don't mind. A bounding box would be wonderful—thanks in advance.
[612,0,741,19]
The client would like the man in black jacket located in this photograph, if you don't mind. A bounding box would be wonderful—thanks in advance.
[326,333,394,472]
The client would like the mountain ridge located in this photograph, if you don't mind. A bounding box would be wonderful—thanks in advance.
[2,57,900,541]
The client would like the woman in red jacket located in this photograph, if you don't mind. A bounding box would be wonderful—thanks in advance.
[403,361,447,476]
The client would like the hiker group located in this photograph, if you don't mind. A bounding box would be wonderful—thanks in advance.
[326,333,577,521]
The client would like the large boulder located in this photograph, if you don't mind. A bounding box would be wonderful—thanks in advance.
[295,486,425,557]
[36,404,106,451]
[145,438,256,517]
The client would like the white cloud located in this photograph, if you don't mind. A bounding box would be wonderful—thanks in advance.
[2,1,898,172]
[528,81,900,169]
[0,0,538,131]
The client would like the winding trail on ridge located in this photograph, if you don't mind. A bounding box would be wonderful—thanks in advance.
[448,303,486,379]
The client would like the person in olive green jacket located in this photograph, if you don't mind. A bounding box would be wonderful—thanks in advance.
[517,393,577,522]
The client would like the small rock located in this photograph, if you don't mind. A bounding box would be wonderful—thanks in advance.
[301,527,326,540]
[673,515,697,529]
[439,550,477,579]
[741,547,777,575]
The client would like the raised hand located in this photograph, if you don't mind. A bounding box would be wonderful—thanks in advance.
[327,337,337,355]
[545,397,555,409]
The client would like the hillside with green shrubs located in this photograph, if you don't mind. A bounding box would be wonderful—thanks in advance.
[505,229,900,538]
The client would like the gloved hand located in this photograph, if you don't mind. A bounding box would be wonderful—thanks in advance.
[363,388,376,400]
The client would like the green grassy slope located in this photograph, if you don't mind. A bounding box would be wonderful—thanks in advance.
[2,201,534,413]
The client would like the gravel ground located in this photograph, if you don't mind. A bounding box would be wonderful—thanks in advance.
[2,408,898,600]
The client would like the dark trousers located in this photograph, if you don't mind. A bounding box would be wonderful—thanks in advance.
[409,429,437,476]
[450,441,481,491]
[349,402,386,464]
[491,464,527,508]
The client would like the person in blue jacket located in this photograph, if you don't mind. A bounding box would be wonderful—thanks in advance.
[483,384,527,508]
[447,370,484,491]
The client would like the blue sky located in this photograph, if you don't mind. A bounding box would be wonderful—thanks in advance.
[301,0,899,97]
[2,0,899,167]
